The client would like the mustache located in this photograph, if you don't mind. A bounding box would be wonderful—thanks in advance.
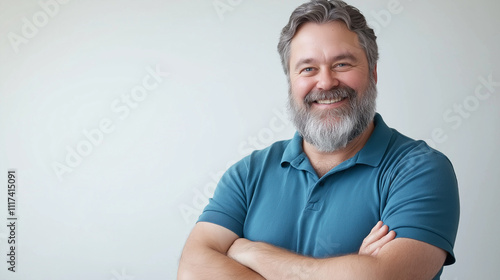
[303,86,357,105]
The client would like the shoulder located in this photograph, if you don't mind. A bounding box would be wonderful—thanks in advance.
[385,128,454,172]
[223,137,294,181]
[249,138,291,159]
[237,138,293,167]
[374,126,458,202]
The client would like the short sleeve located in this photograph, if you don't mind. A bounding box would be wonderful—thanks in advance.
[381,142,460,265]
[197,157,250,237]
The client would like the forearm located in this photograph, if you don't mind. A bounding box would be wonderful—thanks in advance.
[237,241,383,280]
[228,238,444,280]
[178,243,265,280]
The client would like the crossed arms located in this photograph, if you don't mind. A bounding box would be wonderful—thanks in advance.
[178,221,446,280]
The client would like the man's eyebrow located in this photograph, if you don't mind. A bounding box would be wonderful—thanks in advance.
[293,53,359,71]
[294,58,316,71]
[332,53,358,63]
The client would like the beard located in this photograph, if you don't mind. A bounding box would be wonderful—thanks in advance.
[287,78,377,153]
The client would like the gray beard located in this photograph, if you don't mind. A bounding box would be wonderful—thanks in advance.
[287,78,377,152]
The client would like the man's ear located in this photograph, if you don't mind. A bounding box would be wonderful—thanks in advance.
[373,64,378,84]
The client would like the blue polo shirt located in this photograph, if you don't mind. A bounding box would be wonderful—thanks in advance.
[199,113,459,273]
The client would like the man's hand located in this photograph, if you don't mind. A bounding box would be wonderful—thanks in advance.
[359,221,396,256]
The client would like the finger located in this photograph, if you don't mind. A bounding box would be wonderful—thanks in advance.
[359,223,392,255]
[369,230,396,256]
[363,224,389,246]
[369,221,384,234]
[370,231,395,256]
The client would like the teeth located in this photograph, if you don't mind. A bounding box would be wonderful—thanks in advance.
[316,97,343,104]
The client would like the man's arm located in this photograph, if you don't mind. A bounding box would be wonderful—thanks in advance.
[178,221,395,279]
[177,222,265,280]
[228,236,446,280]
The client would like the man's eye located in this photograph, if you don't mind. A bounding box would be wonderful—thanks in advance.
[335,63,351,68]
[303,67,314,72]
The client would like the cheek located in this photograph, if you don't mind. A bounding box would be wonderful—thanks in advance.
[338,72,370,93]
[291,78,315,99]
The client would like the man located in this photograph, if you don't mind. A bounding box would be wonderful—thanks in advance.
[178,0,459,279]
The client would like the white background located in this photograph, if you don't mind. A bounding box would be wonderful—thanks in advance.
[0,0,499,279]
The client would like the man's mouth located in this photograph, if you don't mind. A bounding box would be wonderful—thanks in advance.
[314,97,345,105]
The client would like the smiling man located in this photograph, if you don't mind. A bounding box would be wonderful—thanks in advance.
[178,1,459,279]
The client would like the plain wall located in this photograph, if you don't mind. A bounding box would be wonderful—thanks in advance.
[0,0,499,279]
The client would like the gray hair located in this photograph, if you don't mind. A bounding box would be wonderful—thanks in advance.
[277,0,378,76]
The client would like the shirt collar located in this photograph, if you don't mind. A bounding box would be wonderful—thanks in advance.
[355,113,393,167]
[281,113,393,168]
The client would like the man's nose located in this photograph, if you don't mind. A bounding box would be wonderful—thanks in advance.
[316,69,339,90]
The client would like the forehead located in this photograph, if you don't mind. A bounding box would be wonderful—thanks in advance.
[289,21,366,66]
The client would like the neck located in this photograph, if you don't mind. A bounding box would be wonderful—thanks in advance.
[303,121,375,178]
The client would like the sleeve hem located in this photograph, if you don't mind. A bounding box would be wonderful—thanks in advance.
[394,227,456,265]
[198,210,244,237]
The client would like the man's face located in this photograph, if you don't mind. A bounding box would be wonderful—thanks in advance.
[288,21,377,152]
